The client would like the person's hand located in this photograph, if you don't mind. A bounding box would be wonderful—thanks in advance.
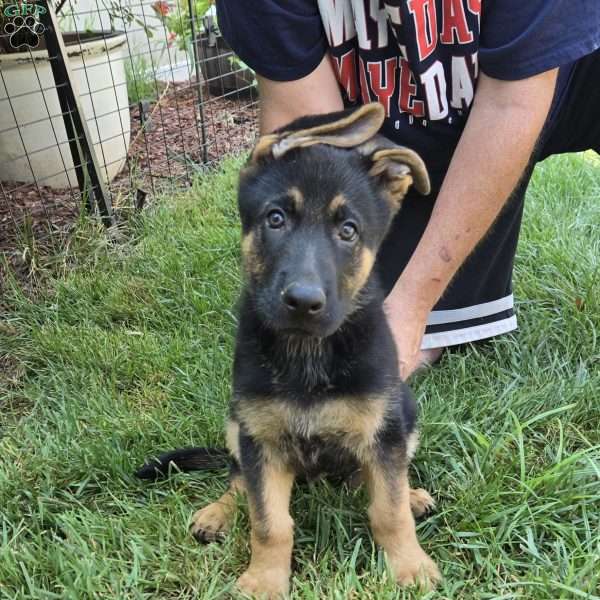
[384,289,430,381]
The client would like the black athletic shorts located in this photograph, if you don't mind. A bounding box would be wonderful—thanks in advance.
[376,48,600,350]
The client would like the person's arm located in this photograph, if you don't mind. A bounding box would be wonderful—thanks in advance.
[257,55,344,134]
[385,68,558,379]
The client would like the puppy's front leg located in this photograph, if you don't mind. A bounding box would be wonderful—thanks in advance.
[237,434,295,599]
[364,458,440,589]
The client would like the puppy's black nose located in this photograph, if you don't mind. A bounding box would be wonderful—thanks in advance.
[282,283,326,315]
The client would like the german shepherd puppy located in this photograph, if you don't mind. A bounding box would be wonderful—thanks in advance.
[136,103,441,597]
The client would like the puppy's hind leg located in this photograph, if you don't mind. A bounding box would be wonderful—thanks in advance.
[191,419,245,543]
[410,487,435,518]
[405,430,436,518]
[190,464,245,543]
[346,469,436,518]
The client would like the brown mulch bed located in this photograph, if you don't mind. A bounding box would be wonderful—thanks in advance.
[0,80,258,294]
[114,81,258,191]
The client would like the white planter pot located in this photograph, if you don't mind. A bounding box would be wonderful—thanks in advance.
[0,31,130,189]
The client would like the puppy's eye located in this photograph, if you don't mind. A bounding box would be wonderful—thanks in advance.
[266,209,285,229]
[339,221,358,242]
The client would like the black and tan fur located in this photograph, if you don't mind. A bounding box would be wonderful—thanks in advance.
[136,103,440,597]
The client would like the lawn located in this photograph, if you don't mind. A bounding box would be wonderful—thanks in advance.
[0,153,599,599]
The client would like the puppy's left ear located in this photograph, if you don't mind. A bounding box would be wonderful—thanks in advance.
[358,135,431,208]
[249,103,385,163]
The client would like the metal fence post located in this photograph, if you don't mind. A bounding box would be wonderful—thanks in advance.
[38,0,115,227]
[187,0,209,164]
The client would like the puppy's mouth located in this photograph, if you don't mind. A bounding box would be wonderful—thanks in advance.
[279,326,324,338]
[280,326,315,335]
[274,315,342,339]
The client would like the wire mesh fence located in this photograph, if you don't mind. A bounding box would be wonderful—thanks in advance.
[0,0,258,283]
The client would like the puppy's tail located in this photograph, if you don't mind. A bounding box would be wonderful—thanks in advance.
[135,447,230,480]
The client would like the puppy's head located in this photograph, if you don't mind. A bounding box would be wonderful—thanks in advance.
[238,103,429,338]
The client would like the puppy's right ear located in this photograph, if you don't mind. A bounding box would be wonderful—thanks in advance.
[249,103,386,163]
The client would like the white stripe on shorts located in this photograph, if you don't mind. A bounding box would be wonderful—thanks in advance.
[421,315,517,350]
[426,294,514,326]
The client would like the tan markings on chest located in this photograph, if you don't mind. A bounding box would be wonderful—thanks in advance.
[236,395,387,458]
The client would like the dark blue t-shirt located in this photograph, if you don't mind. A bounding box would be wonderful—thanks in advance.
[217,0,600,174]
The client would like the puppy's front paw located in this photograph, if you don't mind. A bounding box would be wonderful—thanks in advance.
[393,547,441,590]
[189,502,231,543]
[409,487,435,518]
[236,567,290,599]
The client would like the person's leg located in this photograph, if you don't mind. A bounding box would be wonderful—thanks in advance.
[378,164,533,362]
[381,48,600,368]
[539,48,600,159]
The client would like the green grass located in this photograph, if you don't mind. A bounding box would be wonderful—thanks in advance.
[1,153,599,599]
